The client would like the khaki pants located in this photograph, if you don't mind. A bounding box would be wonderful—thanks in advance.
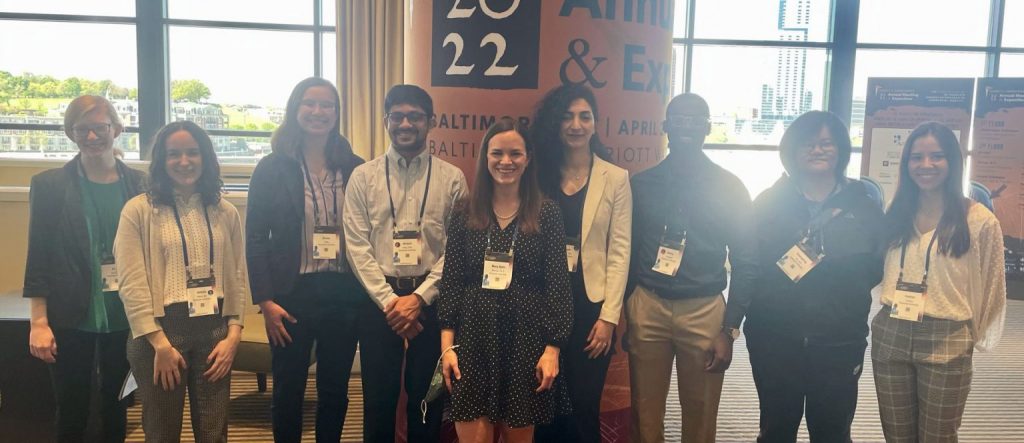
[626,285,725,443]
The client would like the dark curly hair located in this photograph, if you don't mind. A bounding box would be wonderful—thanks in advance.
[147,120,223,207]
[530,84,611,197]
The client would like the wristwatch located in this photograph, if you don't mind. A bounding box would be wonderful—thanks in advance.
[722,326,741,341]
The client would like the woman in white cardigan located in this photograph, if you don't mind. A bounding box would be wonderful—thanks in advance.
[531,84,632,442]
[114,121,249,443]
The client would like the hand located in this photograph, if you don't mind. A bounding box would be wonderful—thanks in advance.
[29,323,57,363]
[704,332,734,373]
[535,346,560,392]
[398,321,424,340]
[386,295,423,335]
[583,319,615,359]
[204,326,241,382]
[259,300,296,347]
[153,344,187,391]
[441,347,462,393]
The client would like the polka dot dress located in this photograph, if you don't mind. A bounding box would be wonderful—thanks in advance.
[438,200,574,428]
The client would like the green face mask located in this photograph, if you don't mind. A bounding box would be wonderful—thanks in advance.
[421,345,459,424]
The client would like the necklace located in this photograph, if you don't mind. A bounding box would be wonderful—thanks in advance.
[566,168,588,182]
[494,205,520,220]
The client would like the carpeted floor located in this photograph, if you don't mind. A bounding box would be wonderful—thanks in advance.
[127,299,1024,442]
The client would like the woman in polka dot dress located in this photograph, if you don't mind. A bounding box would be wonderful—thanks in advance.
[438,117,573,442]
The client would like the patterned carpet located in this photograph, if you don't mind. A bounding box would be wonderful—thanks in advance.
[125,377,365,442]
[126,300,1024,442]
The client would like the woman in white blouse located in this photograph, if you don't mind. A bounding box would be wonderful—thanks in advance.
[872,121,1006,442]
[115,121,249,442]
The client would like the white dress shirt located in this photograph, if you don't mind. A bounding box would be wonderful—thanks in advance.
[344,147,468,310]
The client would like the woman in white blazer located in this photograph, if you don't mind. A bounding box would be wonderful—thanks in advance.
[531,84,632,442]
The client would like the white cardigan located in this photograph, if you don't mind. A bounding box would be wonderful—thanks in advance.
[114,194,249,339]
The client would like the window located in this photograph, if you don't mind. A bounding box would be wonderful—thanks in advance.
[689,45,827,145]
[694,0,831,42]
[667,0,1007,196]
[0,0,134,17]
[0,1,336,163]
[859,0,990,47]
[0,20,139,159]
[168,0,312,25]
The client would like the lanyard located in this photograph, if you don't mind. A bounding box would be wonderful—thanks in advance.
[300,152,339,226]
[486,220,520,255]
[78,162,127,257]
[802,207,847,256]
[386,154,432,232]
[660,224,687,245]
[171,200,214,281]
[898,231,939,284]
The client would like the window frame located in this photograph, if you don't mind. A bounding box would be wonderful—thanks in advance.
[0,0,335,162]
[673,0,1011,153]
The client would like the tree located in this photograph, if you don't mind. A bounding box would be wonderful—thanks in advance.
[171,79,212,102]
[60,77,82,97]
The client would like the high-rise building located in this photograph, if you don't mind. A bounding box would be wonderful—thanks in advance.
[756,0,813,135]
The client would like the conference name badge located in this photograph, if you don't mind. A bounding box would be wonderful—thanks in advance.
[393,230,423,266]
[566,237,581,273]
[777,241,823,283]
[313,226,340,260]
[482,251,514,291]
[100,256,120,292]
[890,281,927,322]
[187,277,220,317]
[652,239,685,277]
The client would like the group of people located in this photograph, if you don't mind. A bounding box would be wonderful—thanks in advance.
[23,78,1005,443]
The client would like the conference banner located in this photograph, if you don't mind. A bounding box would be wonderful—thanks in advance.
[860,77,974,203]
[405,1,677,441]
[406,0,674,182]
[969,77,1024,295]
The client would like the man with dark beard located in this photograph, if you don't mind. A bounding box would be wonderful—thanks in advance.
[344,84,468,442]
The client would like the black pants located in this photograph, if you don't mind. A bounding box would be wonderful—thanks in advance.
[49,327,130,443]
[746,331,866,443]
[270,272,364,443]
[535,297,612,442]
[359,286,442,443]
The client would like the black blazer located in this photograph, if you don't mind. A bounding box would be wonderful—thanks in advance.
[23,155,147,329]
[246,148,364,304]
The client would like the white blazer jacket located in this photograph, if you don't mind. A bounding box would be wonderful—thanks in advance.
[578,156,632,325]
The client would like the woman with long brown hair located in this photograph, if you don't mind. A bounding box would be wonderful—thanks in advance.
[872,121,1006,441]
[438,117,573,442]
[245,77,365,442]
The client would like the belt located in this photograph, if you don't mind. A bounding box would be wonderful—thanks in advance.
[385,274,428,294]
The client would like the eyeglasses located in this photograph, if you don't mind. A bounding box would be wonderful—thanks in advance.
[72,123,112,138]
[386,111,429,125]
[802,140,837,152]
[299,100,337,111]
[666,115,709,127]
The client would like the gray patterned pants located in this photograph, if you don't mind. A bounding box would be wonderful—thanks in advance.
[126,302,230,443]
[871,308,974,443]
